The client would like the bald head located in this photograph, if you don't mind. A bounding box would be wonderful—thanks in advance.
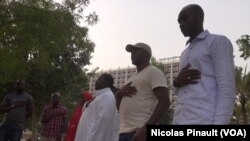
[95,73,114,90]
[178,4,204,39]
[183,4,204,22]
[52,92,61,106]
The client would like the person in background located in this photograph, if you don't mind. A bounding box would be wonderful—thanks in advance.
[75,73,119,141]
[0,80,34,141]
[64,91,93,141]
[117,43,170,141]
[40,92,68,141]
[172,4,236,124]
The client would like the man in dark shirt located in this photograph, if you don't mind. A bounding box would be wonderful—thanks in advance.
[0,80,34,141]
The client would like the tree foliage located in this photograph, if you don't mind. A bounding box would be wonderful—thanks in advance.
[0,0,97,123]
[235,35,250,124]
[150,56,165,71]
[236,35,250,60]
[234,66,250,124]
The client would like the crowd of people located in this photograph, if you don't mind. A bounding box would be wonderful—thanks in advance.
[0,4,236,141]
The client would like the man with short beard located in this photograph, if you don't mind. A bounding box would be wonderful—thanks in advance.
[0,80,34,141]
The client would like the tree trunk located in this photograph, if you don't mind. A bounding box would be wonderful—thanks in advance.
[240,93,248,124]
[31,109,36,141]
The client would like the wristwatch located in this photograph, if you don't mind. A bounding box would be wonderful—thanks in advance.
[11,104,15,108]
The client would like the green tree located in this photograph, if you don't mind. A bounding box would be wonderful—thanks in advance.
[235,35,250,124]
[234,66,250,124]
[236,35,250,60]
[0,0,97,132]
[150,56,165,71]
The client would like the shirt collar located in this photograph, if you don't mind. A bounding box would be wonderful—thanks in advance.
[186,30,210,45]
[94,87,111,97]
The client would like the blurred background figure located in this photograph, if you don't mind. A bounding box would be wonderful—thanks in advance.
[64,91,93,141]
[40,92,68,141]
[0,79,34,141]
[75,73,119,141]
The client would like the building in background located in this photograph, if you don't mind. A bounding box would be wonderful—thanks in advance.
[88,56,180,102]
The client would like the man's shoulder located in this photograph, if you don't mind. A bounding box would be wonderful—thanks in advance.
[147,65,165,75]
[6,91,16,96]
[23,92,33,98]
[205,33,233,49]
[207,32,230,41]
[43,104,51,109]
[3,92,17,99]
[16,92,33,103]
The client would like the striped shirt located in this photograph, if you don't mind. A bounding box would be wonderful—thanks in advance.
[41,104,68,138]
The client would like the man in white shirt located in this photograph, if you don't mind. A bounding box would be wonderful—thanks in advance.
[173,4,236,124]
[117,43,170,141]
[75,73,119,141]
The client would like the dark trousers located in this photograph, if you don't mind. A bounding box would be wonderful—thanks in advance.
[119,130,136,141]
[0,123,23,141]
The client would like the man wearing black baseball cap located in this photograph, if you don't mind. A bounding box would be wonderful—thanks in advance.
[116,42,170,141]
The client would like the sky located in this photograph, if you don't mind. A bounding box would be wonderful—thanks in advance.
[84,0,250,72]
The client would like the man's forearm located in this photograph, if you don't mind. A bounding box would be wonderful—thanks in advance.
[26,108,33,117]
[116,94,122,110]
[145,100,169,125]
[0,105,13,113]
[146,87,170,125]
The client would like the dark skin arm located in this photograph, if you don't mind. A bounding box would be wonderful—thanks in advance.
[0,101,26,113]
[131,87,170,141]
[0,105,12,113]
[26,106,34,118]
[173,64,201,87]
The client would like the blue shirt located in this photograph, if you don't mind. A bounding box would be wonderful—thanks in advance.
[173,30,236,124]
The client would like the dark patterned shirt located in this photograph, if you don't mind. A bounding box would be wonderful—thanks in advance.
[41,104,68,138]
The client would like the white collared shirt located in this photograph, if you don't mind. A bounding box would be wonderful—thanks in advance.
[75,88,119,141]
[173,30,236,124]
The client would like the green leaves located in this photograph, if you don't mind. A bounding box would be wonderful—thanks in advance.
[0,0,96,123]
[237,35,250,60]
